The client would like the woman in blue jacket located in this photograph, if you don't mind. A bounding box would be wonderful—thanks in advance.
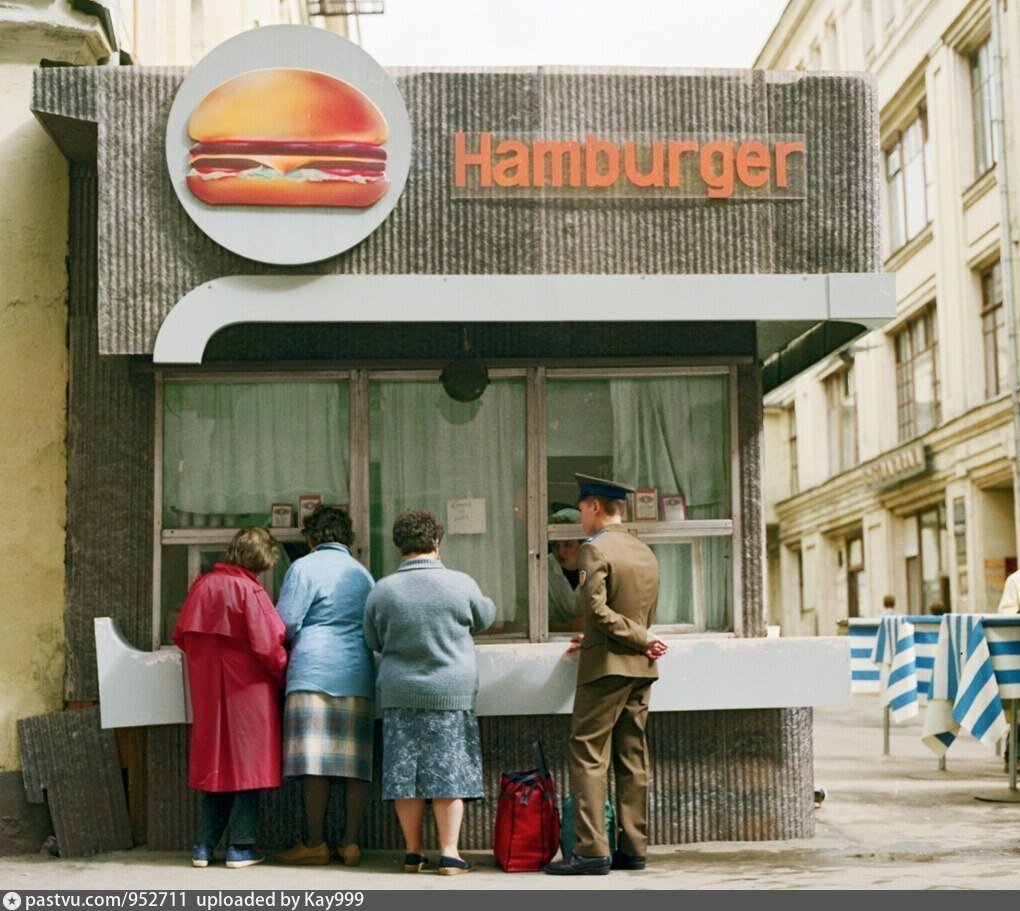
[274,505,375,867]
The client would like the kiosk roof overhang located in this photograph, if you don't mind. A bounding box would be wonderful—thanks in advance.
[153,273,894,379]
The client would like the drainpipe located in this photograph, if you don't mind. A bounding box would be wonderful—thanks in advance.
[990,0,1020,560]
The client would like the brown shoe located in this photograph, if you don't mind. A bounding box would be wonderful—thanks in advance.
[337,843,361,867]
[275,841,329,865]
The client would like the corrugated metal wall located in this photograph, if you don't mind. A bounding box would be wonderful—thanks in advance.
[148,709,812,850]
[65,164,155,698]
[34,66,881,355]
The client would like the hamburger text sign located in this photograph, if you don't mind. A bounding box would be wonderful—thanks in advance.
[166,25,411,265]
[186,69,391,209]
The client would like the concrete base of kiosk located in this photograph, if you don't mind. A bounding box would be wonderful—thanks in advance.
[96,619,845,849]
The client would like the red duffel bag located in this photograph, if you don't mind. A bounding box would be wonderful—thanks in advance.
[493,740,562,872]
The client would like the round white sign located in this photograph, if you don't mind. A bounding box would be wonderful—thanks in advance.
[165,25,411,265]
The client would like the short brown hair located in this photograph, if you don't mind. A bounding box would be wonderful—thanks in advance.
[582,494,626,517]
[392,510,444,555]
[225,526,279,573]
[302,505,354,548]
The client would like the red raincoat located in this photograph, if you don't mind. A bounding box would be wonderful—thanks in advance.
[173,562,287,792]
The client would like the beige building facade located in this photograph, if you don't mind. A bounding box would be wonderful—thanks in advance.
[758,0,1020,635]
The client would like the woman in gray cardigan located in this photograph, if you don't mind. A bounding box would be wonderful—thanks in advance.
[363,510,496,875]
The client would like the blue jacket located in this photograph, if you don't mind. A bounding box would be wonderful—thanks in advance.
[275,543,376,699]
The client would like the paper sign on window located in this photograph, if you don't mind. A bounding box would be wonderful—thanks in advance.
[447,498,486,535]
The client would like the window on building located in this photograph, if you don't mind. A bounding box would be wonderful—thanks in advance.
[847,534,865,619]
[862,0,875,53]
[787,403,799,495]
[809,42,821,71]
[824,19,839,69]
[953,496,967,610]
[886,111,932,253]
[825,366,858,475]
[970,38,999,178]
[981,261,1007,399]
[906,503,949,613]
[156,367,737,645]
[895,306,940,440]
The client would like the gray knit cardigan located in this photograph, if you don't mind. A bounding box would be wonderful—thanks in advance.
[363,557,497,710]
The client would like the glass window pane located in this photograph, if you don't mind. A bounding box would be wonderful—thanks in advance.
[913,348,936,433]
[369,378,528,637]
[163,381,349,528]
[546,374,732,631]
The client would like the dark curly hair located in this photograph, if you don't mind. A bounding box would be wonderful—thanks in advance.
[302,505,354,548]
[392,510,445,556]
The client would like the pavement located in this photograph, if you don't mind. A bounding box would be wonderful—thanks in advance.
[2,694,1020,891]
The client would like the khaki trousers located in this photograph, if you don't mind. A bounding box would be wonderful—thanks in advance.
[568,674,652,858]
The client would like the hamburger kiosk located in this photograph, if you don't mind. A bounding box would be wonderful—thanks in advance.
[29,25,892,851]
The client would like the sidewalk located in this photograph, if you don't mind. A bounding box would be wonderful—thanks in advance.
[2,694,1020,890]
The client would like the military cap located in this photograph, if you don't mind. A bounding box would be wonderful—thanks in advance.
[574,474,636,501]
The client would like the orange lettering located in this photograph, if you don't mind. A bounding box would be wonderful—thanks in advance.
[454,132,492,188]
[584,134,619,188]
[774,140,806,188]
[623,140,664,188]
[493,140,530,187]
[736,141,770,189]
[700,140,735,199]
[532,141,582,187]
[667,140,698,187]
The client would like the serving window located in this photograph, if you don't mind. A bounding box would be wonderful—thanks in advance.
[154,366,738,645]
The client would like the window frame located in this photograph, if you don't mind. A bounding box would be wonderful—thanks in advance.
[894,305,940,441]
[153,363,742,646]
[969,37,998,179]
[825,365,858,475]
[980,260,1005,399]
[885,109,932,254]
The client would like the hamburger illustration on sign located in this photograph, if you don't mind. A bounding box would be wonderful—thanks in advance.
[165,25,411,265]
[186,68,391,209]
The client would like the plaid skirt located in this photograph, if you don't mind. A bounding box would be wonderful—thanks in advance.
[380,707,483,801]
[282,692,374,781]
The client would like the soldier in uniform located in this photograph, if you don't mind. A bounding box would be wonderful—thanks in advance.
[545,475,668,876]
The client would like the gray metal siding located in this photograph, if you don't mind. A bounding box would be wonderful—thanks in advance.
[33,66,880,355]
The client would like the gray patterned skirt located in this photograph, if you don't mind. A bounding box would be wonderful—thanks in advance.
[380,707,484,801]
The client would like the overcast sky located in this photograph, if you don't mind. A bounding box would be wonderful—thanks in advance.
[355,0,790,69]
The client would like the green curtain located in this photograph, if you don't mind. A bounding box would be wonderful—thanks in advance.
[163,382,349,521]
[609,376,731,629]
[370,379,527,630]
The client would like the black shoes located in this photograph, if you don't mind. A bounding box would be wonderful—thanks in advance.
[611,849,646,870]
[544,853,611,875]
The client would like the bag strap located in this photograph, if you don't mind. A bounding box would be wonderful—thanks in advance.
[532,739,549,779]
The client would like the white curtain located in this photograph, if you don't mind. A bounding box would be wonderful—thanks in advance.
[371,380,527,628]
[164,382,349,520]
[609,376,730,629]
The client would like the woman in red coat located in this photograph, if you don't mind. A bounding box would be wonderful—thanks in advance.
[173,526,287,869]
